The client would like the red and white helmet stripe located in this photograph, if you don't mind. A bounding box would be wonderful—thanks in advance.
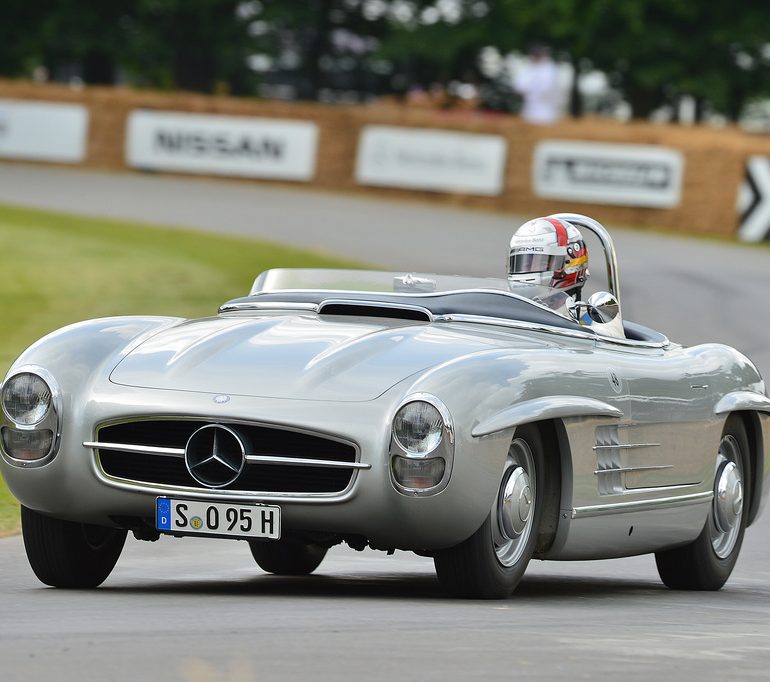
[542,217,569,248]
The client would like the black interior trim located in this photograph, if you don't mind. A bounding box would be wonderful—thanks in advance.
[622,321,668,344]
[319,303,431,322]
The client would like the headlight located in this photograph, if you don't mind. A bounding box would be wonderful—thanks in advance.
[390,396,454,495]
[1,427,54,460]
[1,368,61,466]
[393,401,444,455]
[2,373,52,425]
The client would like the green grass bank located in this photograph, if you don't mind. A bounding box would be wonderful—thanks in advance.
[0,202,358,536]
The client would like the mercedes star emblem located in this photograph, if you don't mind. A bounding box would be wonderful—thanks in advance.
[184,424,245,488]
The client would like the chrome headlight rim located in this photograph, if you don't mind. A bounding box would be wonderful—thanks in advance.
[391,394,454,458]
[390,393,455,496]
[0,365,62,468]
[2,371,52,426]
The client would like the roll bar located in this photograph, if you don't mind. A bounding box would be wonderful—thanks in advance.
[548,213,621,302]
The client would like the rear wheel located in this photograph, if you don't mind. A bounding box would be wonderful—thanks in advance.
[655,415,750,590]
[21,506,127,588]
[249,540,327,575]
[434,424,548,599]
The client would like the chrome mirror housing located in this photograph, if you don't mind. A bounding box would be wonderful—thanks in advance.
[586,291,620,323]
[566,291,624,339]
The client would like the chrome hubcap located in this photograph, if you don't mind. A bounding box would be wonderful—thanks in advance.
[714,462,742,533]
[500,466,533,537]
[493,438,536,567]
[710,435,744,559]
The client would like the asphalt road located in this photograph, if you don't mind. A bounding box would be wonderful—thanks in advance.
[1,163,770,681]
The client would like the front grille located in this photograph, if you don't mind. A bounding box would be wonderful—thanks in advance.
[96,419,357,494]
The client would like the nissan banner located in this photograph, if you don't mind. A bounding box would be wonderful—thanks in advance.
[126,110,318,181]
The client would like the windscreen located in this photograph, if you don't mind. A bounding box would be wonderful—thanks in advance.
[248,269,577,320]
[251,269,514,296]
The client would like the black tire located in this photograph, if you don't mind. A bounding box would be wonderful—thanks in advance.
[655,415,750,590]
[21,506,127,588]
[249,540,327,575]
[433,424,549,599]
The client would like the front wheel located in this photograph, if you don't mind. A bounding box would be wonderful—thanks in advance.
[249,539,327,575]
[655,415,750,590]
[21,506,127,588]
[433,424,548,599]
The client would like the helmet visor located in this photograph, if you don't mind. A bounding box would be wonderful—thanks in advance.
[509,252,565,275]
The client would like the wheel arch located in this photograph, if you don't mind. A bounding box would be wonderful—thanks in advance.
[714,392,770,527]
[733,410,765,527]
[525,418,569,557]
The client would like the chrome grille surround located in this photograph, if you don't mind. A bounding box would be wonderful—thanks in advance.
[88,416,365,500]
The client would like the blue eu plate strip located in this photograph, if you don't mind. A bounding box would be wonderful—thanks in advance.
[156,497,172,531]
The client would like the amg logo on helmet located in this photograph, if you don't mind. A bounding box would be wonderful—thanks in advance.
[513,246,545,252]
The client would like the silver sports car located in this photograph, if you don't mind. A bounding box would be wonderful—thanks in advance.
[2,213,769,598]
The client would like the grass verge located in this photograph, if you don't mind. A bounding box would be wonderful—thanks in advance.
[0,470,18,537]
[0,202,359,536]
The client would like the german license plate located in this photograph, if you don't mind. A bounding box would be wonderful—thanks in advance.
[156,497,280,540]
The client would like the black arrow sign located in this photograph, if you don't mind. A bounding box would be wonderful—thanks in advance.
[738,156,770,242]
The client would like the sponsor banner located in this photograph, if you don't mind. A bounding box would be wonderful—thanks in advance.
[533,140,684,208]
[355,125,507,196]
[0,99,89,163]
[126,110,318,181]
[737,156,770,242]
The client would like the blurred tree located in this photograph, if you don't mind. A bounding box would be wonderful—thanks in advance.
[493,0,647,117]
[0,0,51,78]
[530,0,770,120]
[375,0,509,94]
[36,1,134,84]
[122,0,259,94]
[0,0,140,84]
[0,0,259,93]
[372,0,640,113]
[379,0,770,120]
[616,0,770,121]
[0,0,768,118]
[254,0,393,101]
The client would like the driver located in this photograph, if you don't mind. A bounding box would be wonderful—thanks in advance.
[507,216,589,301]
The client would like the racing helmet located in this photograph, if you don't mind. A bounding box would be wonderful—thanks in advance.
[507,217,589,296]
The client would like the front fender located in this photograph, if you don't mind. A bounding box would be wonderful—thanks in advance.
[714,391,770,415]
[2,316,184,454]
[5,316,184,392]
[471,396,623,437]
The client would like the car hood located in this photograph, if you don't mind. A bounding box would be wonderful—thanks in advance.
[109,314,529,401]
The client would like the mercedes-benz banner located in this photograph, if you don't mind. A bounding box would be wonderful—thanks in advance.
[126,110,318,181]
[0,99,89,163]
[533,140,684,208]
[356,125,507,196]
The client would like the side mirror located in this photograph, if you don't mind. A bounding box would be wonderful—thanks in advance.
[567,291,624,338]
[586,291,620,323]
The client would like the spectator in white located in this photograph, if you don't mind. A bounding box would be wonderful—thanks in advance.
[512,44,561,125]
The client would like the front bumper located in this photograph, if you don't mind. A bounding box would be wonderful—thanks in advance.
[2,384,511,551]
